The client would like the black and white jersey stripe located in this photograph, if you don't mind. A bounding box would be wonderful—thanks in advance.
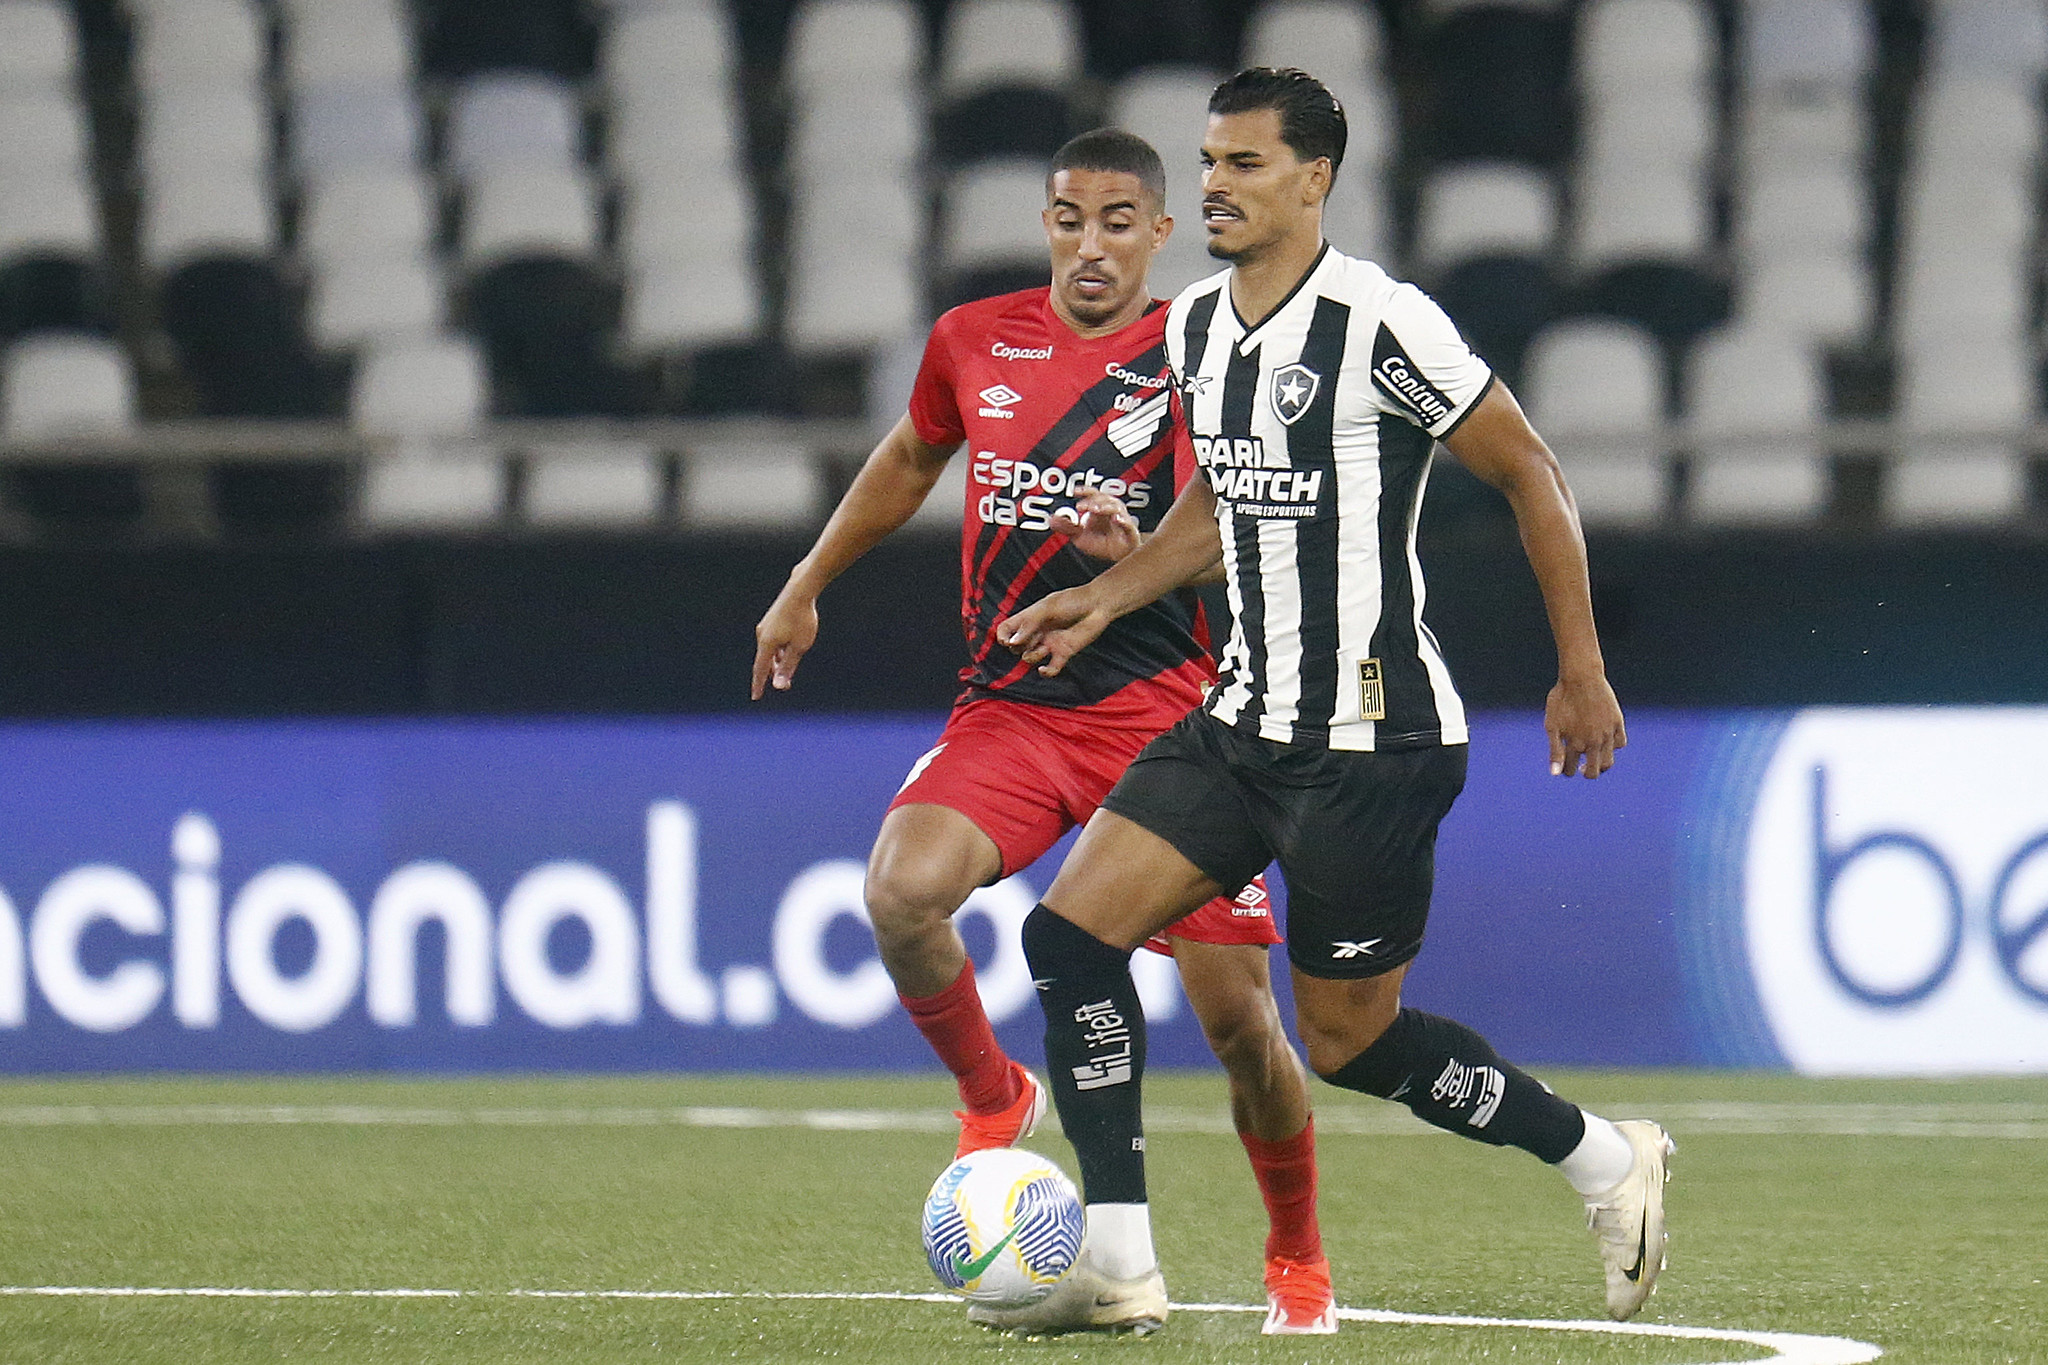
[1166,245,1494,751]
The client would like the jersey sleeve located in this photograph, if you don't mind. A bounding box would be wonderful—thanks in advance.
[907,312,965,445]
[1367,283,1496,440]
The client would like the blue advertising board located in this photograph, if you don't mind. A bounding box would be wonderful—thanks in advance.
[1,710,2043,1074]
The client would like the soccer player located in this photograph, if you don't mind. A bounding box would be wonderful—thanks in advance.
[995,69,1675,1329]
[752,129,1336,1336]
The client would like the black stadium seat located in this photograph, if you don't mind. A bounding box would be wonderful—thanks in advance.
[466,256,628,416]
[418,0,599,80]
[1428,256,1560,389]
[934,87,1075,165]
[1571,260,1733,349]
[158,257,352,530]
[0,254,114,346]
[1426,8,1575,168]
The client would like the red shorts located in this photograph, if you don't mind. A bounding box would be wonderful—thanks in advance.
[888,696,1281,955]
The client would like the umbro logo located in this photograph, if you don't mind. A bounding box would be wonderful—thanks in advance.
[978,384,1022,418]
[1330,939,1382,959]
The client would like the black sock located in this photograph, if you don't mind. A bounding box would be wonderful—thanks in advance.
[1323,1008,1585,1164]
[1021,905,1148,1205]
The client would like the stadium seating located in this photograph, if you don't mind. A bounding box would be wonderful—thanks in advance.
[524,441,666,527]
[1686,327,1830,524]
[1,332,142,526]
[934,0,1079,164]
[684,441,825,528]
[1523,318,1670,525]
[1107,66,1228,299]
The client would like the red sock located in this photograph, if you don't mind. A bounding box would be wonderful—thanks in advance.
[901,960,1020,1115]
[1241,1118,1324,1264]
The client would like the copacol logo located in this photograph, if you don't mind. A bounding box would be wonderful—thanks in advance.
[1742,710,2048,1073]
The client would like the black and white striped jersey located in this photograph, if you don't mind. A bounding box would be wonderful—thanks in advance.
[1165,244,1495,751]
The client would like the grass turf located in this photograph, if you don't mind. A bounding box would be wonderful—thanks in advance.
[0,1070,2042,1364]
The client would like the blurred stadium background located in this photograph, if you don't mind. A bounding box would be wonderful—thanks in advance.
[0,0,2044,716]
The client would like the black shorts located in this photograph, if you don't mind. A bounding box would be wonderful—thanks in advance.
[1100,710,1469,980]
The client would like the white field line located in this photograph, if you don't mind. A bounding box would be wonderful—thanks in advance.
[0,1100,2042,1139]
[0,1285,1882,1365]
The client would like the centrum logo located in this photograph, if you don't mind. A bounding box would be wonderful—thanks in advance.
[1739,709,2048,1073]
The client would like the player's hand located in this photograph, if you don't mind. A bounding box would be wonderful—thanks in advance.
[1049,491,1140,562]
[1546,674,1626,778]
[995,588,1110,678]
[751,591,819,699]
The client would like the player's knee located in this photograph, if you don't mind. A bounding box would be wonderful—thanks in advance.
[1192,990,1281,1078]
[1021,904,1125,983]
[863,856,972,947]
[1298,1004,1398,1081]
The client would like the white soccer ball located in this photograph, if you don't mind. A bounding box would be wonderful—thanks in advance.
[921,1146,1084,1308]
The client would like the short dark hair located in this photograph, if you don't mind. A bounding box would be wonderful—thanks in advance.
[1208,67,1347,180]
[1046,128,1168,213]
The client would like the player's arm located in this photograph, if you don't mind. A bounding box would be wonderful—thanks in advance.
[751,415,961,698]
[1441,381,1627,778]
[996,476,1224,676]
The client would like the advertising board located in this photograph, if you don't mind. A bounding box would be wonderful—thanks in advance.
[0,710,2041,1074]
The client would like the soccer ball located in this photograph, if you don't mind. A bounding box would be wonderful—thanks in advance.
[921,1146,1084,1308]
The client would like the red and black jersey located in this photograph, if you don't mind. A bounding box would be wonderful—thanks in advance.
[909,287,1212,723]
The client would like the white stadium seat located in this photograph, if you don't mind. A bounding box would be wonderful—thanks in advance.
[1895,247,2031,342]
[785,239,921,352]
[1524,318,1664,432]
[1580,0,1714,86]
[460,168,601,266]
[284,0,413,90]
[789,170,921,261]
[1738,249,1872,343]
[1926,0,2048,77]
[351,334,488,437]
[611,83,745,179]
[1,334,133,435]
[0,93,88,177]
[144,166,274,269]
[942,159,1050,270]
[359,445,507,528]
[787,84,924,177]
[605,5,733,94]
[133,0,266,90]
[1737,167,1865,253]
[524,442,666,526]
[1685,326,1828,524]
[1574,163,1711,268]
[1743,0,1874,87]
[0,1,77,92]
[684,442,825,528]
[0,166,97,258]
[1414,162,1557,268]
[1244,0,1396,169]
[1523,319,1670,525]
[785,0,922,89]
[1107,66,1222,296]
[307,254,444,349]
[622,170,751,264]
[142,87,272,178]
[1915,79,2042,168]
[1888,446,2028,524]
[297,169,436,267]
[622,254,764,352]
[292,82,424,176]
[1580,84,1714,170]
[1898,333,2034,434]
[938,0,1082,96]
[445,75,582,175]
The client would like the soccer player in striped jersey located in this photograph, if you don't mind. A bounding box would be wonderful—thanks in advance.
[997,69,1675,1328]
[753,129,1336,1336]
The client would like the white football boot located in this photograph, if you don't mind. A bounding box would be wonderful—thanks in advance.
[967,1258,1170,1337]
[1583,1119,1675,1321]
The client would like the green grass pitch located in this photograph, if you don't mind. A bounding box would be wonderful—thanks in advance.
[0,1070,2042,1364]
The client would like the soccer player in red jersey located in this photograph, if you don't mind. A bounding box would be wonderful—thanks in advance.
[752,130,1332,1336]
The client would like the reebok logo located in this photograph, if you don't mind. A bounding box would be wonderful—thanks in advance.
[978,384,1023,418]
[1330,939,1381,959]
